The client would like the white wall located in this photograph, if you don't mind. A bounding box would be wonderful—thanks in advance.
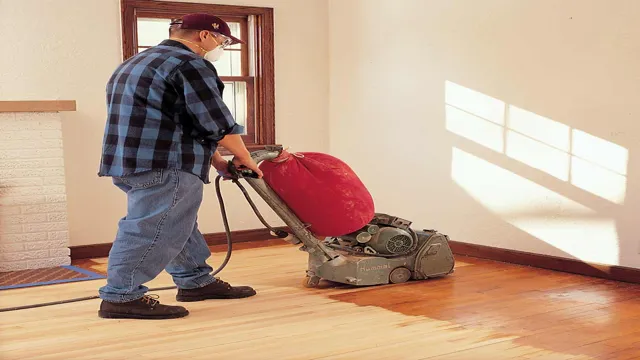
[328,0,640,269]
[0,0,329,246]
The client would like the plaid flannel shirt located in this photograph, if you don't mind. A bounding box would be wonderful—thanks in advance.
[98,39,243,183]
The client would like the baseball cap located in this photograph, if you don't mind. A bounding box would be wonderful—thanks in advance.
[170,13,244,45]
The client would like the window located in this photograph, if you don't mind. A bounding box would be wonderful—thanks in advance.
[120,0,276,153]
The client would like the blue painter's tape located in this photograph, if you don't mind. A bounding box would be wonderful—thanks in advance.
[62,265,105,279]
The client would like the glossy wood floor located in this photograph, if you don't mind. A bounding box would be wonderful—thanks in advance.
[1,240,639,359]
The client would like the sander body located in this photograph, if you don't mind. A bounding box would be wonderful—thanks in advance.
[235,146,455,287]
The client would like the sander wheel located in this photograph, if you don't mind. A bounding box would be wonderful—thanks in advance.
[389,267,411,284]
[302,275,321,288]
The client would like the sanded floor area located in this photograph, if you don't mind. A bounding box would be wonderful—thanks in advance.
[1,241,639,359]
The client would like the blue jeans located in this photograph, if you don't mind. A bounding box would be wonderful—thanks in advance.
[99,168,217,303]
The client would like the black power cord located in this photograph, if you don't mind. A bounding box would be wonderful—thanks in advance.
[0,172,284,313]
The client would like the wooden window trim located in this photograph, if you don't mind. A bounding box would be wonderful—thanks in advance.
[120,0,276,155]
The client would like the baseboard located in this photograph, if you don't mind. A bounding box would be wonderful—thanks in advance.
[70,231,640,285]
[203,227,284,246]
[70,243,113,260]
[449,240,640,284]
[69,227,285,260]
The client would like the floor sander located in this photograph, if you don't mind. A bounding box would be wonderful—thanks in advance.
[230,145,456,288]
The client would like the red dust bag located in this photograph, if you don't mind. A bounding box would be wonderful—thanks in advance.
[258,150,375,237]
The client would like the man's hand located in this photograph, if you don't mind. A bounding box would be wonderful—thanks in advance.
[211,151,232,179]
[232,154,263,178]
[217,134,264,178]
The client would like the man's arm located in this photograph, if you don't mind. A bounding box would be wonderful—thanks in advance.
[172,59,262,177]
[217,134,250,160]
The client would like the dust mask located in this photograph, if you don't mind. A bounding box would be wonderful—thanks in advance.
[204,46,224,62]
[175,38,224,62]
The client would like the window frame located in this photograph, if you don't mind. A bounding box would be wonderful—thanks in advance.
[120,0,276,154]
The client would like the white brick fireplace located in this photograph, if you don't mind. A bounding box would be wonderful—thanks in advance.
[0,101,76,272]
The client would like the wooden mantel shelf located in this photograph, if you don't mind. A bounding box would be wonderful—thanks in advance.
[0,100,76,113]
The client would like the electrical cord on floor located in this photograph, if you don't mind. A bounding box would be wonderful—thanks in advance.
[0,174,283,313]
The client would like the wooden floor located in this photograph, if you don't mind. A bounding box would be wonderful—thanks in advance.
[1,241,639,359]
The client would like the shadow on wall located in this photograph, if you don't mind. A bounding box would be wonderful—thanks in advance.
[443,80,636,269]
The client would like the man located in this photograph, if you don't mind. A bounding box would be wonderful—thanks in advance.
[97,13,263,320]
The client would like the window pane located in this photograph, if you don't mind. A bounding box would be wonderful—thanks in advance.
[227,22,241,50]
[230,51,241,76]
[137,18,171,47]
[214,51,242,76]
[228,22,241,37]
[222,81,248,133]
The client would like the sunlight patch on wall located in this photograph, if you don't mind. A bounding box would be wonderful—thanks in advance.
[508,105,571,151]
[571,157,627,204]
[444,81,628,204]
[571,129,628,204]
[505,105,571,181]
[445,81,505,125]
[572,129,628,176]
[506,130,571,181]
[451,147,619,264]
[508,218,619,265]
[450,147,591,215]
[445,105,504,153]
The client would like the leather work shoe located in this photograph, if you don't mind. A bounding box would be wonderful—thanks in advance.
[176,278,256,302]
[98,294,189,320]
